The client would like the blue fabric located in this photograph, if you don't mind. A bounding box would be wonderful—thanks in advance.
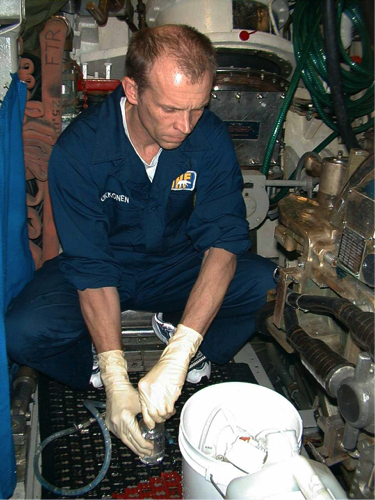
[48,84,251,292]
[0,73,34,498]
[5,252,276,388]
[5,82,276,390]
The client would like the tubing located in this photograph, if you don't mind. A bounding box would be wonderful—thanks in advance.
[294,0,374,134]
[359,0,374,45]
[265,0,374,204]
[286,292,375,358]
[266,343,311,410]
[313,131,339,154]
[261,2,322,178]
[34,400,111,496]
[322,0,359,150]
[283,306,354,396]
[255,300,276,337]
[266,180,310,187]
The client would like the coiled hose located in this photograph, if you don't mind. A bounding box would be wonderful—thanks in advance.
[295,0,374,138]
[34,399,111,496]
[322,0,360,150]
[262,0,374,203]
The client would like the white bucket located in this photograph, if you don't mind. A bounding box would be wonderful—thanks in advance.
[178,382,303,499]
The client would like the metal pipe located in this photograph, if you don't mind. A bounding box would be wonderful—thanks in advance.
[342,423,360,451]
[11,366,38,443]
[265,180,310,187]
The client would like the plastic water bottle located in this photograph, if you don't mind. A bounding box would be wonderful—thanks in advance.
[139,419,165,465]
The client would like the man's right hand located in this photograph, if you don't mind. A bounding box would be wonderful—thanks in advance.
[98,350,153,457]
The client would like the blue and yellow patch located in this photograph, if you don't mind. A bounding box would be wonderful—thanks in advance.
[171,171,197,191]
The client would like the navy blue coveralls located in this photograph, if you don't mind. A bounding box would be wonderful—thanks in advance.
[5,85,276,389]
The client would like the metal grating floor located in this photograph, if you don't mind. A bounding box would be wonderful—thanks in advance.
[38,363,257,499]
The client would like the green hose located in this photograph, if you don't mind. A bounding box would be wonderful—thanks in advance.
[295,0,374,134]
[264,0,374,204]
[313,132,339,155]
[261,1,321,177]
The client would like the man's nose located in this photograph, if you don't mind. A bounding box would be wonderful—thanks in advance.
[174,111,192,135]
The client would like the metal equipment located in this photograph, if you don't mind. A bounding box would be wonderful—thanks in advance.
[209,69,287,168]
[263,151,375,499]
[11,367,38,485]
[3,1,373,498]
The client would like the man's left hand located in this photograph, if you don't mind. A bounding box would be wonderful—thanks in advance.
[138,324,203,429]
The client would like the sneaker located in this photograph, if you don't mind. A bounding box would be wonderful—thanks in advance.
[90,345,103,388]
[186,349,211,384]
[152,313,211,384]
[152,312,177,343]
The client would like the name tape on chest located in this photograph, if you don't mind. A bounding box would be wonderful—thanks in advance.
[101,191,130,203]
[171,171,197,191]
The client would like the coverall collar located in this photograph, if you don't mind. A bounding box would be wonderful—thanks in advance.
[91,84,211,166]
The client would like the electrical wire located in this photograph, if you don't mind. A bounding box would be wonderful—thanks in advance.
[34,399,111,496]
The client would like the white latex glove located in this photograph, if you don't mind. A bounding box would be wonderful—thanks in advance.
[98,350,153,457]
[138,324,203,429]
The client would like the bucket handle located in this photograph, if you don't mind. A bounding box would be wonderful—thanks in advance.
[209,474,225,499]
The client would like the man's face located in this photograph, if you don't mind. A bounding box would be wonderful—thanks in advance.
[128,57,213,150]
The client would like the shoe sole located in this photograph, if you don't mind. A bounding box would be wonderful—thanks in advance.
[186,361,211,384]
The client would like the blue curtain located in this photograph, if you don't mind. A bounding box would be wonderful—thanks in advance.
[0,73,34,498]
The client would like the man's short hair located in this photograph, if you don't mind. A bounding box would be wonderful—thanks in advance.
[125,24,217,94]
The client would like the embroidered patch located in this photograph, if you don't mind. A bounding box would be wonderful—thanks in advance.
[100,192,129,203]
[171,171,197,191]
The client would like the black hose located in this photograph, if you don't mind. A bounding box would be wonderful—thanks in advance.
[284,306,354,396]
[254,303,311,408]
[359,0,374,48]
[287,292,374,358]
[291,361,314,408]
[266,343,311,410]
[322,0,360,150]
[255,300,276,337]
[284,304,299,331]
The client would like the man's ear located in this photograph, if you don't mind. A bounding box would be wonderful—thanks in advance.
[122,77,138,105]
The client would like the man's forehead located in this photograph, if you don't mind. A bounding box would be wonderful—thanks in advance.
[147,84,210,109]
[150,58,212,88]
[149,72,211,99]
[150,56,180,79]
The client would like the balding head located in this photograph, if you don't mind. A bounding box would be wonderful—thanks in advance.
[125,24,217,95]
